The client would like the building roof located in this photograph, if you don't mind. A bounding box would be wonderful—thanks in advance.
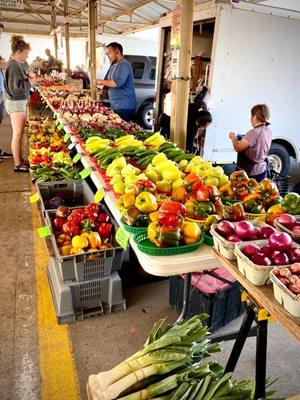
[0,0,176,37]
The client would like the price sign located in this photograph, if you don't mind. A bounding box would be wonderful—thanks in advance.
[29,193,40,203]
[116,226,131,249]
[80,166,92,179]
[63,132,71,142]
[73,153,82,163]
[94,188,105,203]
[38,226,52,238]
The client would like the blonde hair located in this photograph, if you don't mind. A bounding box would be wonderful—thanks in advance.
[11,35,31,54]
[251,104,270,124]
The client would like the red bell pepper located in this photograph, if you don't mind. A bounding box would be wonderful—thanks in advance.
[196,186,210,202]
[159,201,186,218]
[98,222,112,239]
[53,217,66,229]
[134,179,157,194]
[62,221,81,236]
[97,213,110,223]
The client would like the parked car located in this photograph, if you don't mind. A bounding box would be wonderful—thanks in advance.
[124,55,156,129]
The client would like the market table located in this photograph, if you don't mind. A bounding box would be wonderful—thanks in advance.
[36,87,300,399]
[213,250,300,399]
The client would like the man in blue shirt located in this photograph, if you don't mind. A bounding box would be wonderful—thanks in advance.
[0,23,13,160]
[95,42,137,122]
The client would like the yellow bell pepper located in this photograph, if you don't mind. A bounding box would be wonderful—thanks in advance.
[267,204,284,214]
[148,222,158,244]
[71,235,89,249]
[149,211,159,222]
[184,198,198,218]
[70,247,85,255]
[135,192,158,213]
[181,222,201,244]
[60,244,72,256]
[88,232,102,249]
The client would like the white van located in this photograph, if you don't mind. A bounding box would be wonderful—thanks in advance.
[155,0,300,175]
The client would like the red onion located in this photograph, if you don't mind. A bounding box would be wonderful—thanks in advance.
[277,214,296,227]
[271,251,290,265]
[251,253,272,266]
[216,221,235,238]
[227,234,242,243]
[260,244,273,257]
[235,221,255,240]
[260,226,276,239]
[268,232,293,251]
[286,247,300,263]
[242,244,261,258]
[291,226,300,235]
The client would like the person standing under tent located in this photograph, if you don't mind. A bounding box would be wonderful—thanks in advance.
[95,42,137,122]
[229,104,272,182]
[4,36,39,172]
[0,23,13,162]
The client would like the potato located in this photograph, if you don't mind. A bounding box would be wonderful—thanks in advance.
[278,268,291,278]
[288,284,300,294]
[290,263,300,274]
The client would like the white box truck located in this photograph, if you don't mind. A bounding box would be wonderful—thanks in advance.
[156,0,300,175]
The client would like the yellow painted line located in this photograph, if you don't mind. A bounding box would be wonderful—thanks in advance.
[32,203,82,400]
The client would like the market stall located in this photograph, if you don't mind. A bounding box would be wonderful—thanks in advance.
[28,81,300,400]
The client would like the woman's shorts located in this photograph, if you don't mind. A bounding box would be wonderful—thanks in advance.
[5,99,28,114]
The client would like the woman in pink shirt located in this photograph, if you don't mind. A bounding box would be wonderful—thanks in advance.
[229,104,272,182]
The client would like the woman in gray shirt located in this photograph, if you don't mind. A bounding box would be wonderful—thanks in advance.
[4,36,38,172]
[229,104,272,182]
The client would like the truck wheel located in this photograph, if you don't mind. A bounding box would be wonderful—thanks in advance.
[268,143,290,175]
[140,104,154,129]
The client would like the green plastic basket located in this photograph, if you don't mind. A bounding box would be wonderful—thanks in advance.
[202,230,214,246]
[133,232,204,256]
[122,223,147,235]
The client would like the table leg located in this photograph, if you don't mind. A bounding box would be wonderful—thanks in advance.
[176,273,191,322]
[224,306,256,374]
[254,319,268,399]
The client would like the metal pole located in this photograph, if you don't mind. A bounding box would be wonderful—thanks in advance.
[64,0,71,76]
[224,306,256,374]
[176,272,191,322]
[254,319,268,399]
[51,7,58,60]
[88,0,97,100]
[170,0,194,148]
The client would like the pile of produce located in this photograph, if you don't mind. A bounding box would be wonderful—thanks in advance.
[241,178,280,214]
[241,231,300,266]
[220,170,257,201]
[214,220,276,243]
[147,201,202,247]
[28,119,81,182]
[49,203,114,256]
[273,263,300,294]
[88,314,279,400]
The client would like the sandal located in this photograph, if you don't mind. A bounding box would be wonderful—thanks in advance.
[14,163,29,173]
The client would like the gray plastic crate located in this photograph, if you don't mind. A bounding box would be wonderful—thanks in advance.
[36,180,95,219]
[47,256,126,324]
[45,206,123,282]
